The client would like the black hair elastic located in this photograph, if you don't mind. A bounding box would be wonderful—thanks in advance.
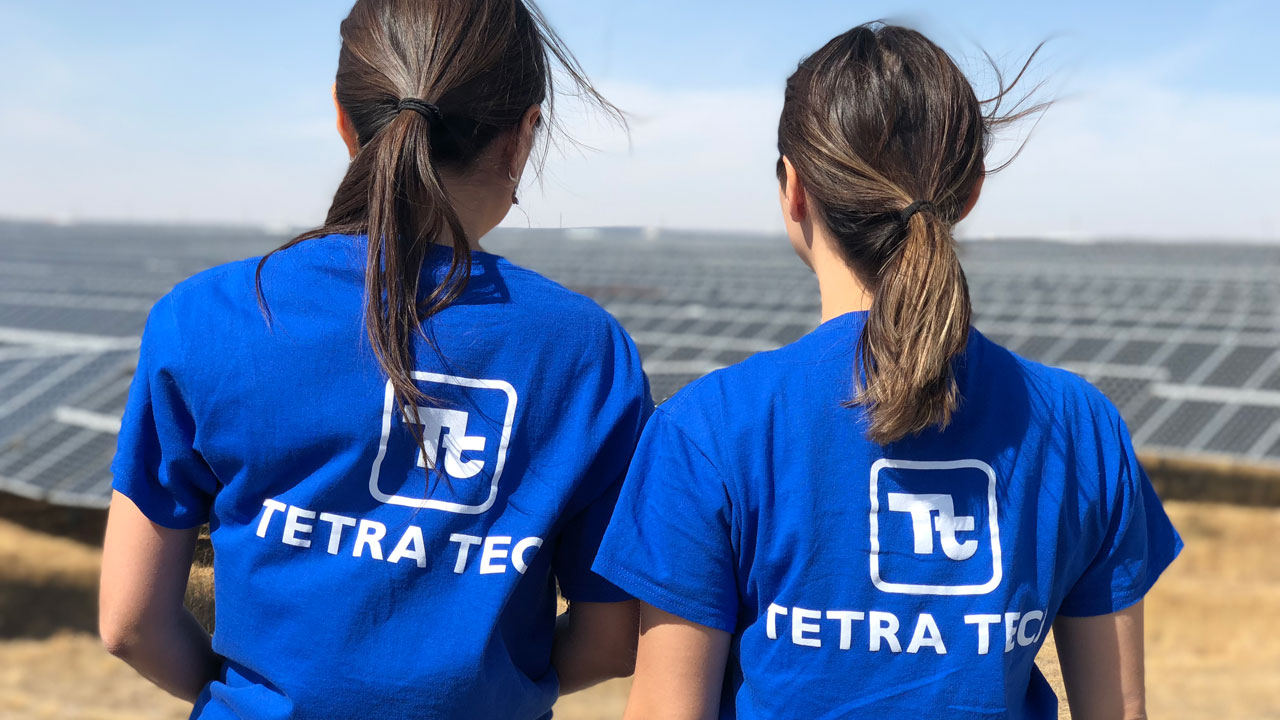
[899,200,935,225]
[397,97,443,122]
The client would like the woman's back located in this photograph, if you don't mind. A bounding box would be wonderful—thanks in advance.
[597,311,1178,718]
[594,24,1179,717]
[114,235,649,718]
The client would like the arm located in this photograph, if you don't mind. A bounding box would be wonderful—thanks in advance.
[623,602,731,720]
[1053,602,1146,720]
[553,599,639,693]
[99,490,221,702]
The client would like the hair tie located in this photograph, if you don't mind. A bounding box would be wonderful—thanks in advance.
[397,97,443,122]
[899,200,935,225]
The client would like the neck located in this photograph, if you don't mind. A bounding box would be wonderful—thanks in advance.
[810,229,874,323]
[437,169,509,254]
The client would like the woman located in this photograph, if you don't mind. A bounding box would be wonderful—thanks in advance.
[99,1,648,717]
[593,23,1181,720]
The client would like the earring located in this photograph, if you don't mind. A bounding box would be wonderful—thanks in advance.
[509,171,520,205]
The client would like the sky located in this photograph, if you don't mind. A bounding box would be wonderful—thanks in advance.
[0,0,1277,241]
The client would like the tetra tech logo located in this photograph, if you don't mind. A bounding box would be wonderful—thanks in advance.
[368,371,517,514]
[869,459,1002,595]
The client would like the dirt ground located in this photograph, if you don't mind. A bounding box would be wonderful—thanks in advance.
[0,499,1277,719]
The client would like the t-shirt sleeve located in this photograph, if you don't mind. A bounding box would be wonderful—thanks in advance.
[1058,413,1183,617]
[111,294,219,529]
[592,407,740,632]
[554,471,634,603]
[553,322,655,603]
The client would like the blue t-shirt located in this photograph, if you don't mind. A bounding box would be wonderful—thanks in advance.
[112,235,653,720]
[594,311,1181,719]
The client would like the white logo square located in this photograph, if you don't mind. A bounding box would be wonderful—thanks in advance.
[368,371,517,514]
[869,458,1002,595]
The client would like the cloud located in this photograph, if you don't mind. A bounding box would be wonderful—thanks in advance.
[0,113,345,228]
[517,75,1280,241]
[967,72,1280,241]
[508,81,785,231]
[2,67,1277,242]
[0,20,347,230]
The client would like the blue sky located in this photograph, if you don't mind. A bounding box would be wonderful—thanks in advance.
[1,0,1277,239]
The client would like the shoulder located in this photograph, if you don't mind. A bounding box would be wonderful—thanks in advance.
[653,338,816,457]
[166,256,261,306]
[160,233,370,332]
[147,236,354,358]
[131,257,264,386]
[497,260,609,316]
[665,325,824,406]
[662,351,776,416]
[498,259,640,353]
[136,252,260,339]
[976,332,1127,438]
[166,233,355,304]
[492,260,653,435]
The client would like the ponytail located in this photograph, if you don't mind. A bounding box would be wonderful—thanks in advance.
[254,0,619,471]
[776,22,1046,444]
[858,207,971,443]
[255,102,471,465]
[360,103,472,436]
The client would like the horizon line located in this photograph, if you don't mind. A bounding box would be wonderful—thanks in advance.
[1,215,1277,248]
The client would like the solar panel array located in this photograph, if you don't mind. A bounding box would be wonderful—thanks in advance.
[2,220,1278,508]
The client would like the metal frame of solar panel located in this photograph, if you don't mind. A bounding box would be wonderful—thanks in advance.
[3,220,1278,508]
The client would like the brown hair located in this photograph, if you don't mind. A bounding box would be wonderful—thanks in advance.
[777,22,1045,444]
[256,0,617,462]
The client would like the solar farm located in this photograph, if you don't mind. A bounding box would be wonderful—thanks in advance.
[1,220,1279,508]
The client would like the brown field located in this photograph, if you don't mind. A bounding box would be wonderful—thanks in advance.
[0,498,1277,720]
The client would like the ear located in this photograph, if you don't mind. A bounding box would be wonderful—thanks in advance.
[508,104,542,179]
[334,84,359,159]
[779,156,808,223]
[958,166,985,221]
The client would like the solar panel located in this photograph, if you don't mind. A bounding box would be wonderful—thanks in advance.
[2,220,1278,507]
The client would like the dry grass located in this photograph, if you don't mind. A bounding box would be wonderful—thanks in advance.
[0,500,1276,719]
